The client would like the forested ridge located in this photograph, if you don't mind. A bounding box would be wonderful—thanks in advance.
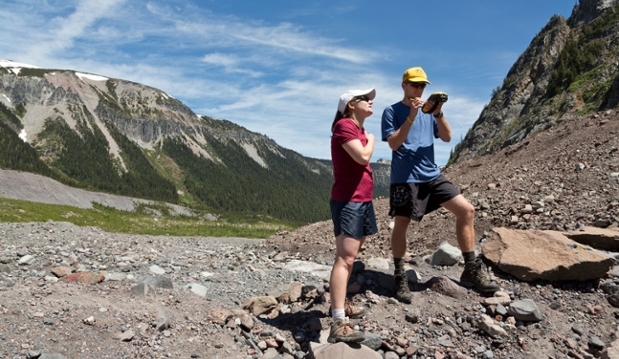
[0,59,395,224]
[0,100,336,224]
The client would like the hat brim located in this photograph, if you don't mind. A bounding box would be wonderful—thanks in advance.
[363,88,376,100]
[404,77,431,84]
[337,88,377,114]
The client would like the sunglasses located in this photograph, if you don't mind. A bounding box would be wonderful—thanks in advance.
[354,95,371,102]
[406,82,427,89]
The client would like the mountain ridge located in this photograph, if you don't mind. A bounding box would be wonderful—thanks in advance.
[2,0,619,225]
[0,59,394,224]
[449,0,619,164]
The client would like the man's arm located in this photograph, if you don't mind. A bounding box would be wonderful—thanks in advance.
[386,118,413,151]
[385,97,423,151]
[433,103,451,142]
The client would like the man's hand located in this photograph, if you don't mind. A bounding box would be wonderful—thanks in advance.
[422,92,448,113]
[433,102,444,117]
[408,97,423,120]
[408,97,424,109]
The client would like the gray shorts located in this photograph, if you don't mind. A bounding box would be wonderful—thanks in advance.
[389,174,460,221]
[330,200,378,239]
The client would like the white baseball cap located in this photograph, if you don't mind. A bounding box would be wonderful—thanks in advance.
[337,88,376,114]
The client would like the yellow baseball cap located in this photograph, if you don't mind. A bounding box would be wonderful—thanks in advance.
[402,67,430,84]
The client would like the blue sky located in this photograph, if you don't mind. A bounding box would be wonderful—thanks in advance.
[0,0,576,165]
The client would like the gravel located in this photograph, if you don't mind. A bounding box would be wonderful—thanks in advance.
[0,109,618,358]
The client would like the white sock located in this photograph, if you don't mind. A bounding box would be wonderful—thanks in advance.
[332,308,345,321]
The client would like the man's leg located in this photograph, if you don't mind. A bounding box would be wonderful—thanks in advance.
[441,194,500,293]
[391,215,413,303]
[440,194,475,253]
[391,215,410,258]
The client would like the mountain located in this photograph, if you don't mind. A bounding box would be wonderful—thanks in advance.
[450,0,619,164]
[3,0,616,226]
[0,60,388,224]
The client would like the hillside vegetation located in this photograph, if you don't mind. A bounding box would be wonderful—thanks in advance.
[0,71,340,225]
[450,0,619,164]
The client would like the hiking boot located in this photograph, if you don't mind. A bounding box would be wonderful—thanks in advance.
[329,299,367,319]
[344,299,366,319]
[327,317,365,344]
[460,258,501,293]
[394,271,412,304]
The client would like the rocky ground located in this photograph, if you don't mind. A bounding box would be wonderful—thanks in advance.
[0,110,618,359]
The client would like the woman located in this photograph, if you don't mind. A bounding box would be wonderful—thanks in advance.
[327,88,378,344]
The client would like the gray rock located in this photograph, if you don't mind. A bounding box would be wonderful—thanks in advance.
[428,242,462,266]
[185,282,208,297]
[40,354,68,359]
[508,299,542,322]
[142,275,173,289]
[149,265,166,275]
[589,335,606,350]
[0,264,10,273]
[360,333,382,350]
[425,275,467,299]
[18,254,35,265]
[130,282,151,296]
[607,293,619,308]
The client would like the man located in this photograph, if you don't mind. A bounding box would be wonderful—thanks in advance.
[381,66,500,304]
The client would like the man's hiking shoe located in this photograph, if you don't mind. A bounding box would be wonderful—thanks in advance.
[330,299,367,319]
[327,317,365,344]
[460,258,501,293]
[394,271,413,304]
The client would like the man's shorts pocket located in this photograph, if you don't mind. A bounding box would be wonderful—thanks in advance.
[391,184,410,207]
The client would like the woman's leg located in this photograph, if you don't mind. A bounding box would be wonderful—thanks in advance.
[329,234,365,318]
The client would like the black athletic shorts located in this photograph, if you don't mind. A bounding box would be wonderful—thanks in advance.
[389,174,460,221]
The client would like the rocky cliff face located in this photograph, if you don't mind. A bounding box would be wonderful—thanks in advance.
[0,67,224,161]
[450,0,619,163]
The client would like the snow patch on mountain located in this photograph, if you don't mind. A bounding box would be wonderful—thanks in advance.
[0,59,39,75]
[75,72,108,82]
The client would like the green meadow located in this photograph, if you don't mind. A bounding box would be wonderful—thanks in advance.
[0,198,293,239]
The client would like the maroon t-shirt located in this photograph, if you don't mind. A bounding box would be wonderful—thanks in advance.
[330,118,373,202]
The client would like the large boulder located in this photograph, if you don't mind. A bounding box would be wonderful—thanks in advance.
[482,227,614,281]
[565,226,619,252]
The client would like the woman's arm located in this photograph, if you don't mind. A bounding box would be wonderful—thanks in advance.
[342,132,375,165]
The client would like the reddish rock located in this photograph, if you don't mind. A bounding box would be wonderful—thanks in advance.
[61,272,104,284]
[566,226,619,251]
[242,296,278,316]
[482,227,614,281]
[208,308,233,325]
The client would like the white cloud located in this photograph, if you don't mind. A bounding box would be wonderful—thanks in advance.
[5,0,125,65]
[143,3,379,64]
[201,53,263,77]
[2,0,569,169]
